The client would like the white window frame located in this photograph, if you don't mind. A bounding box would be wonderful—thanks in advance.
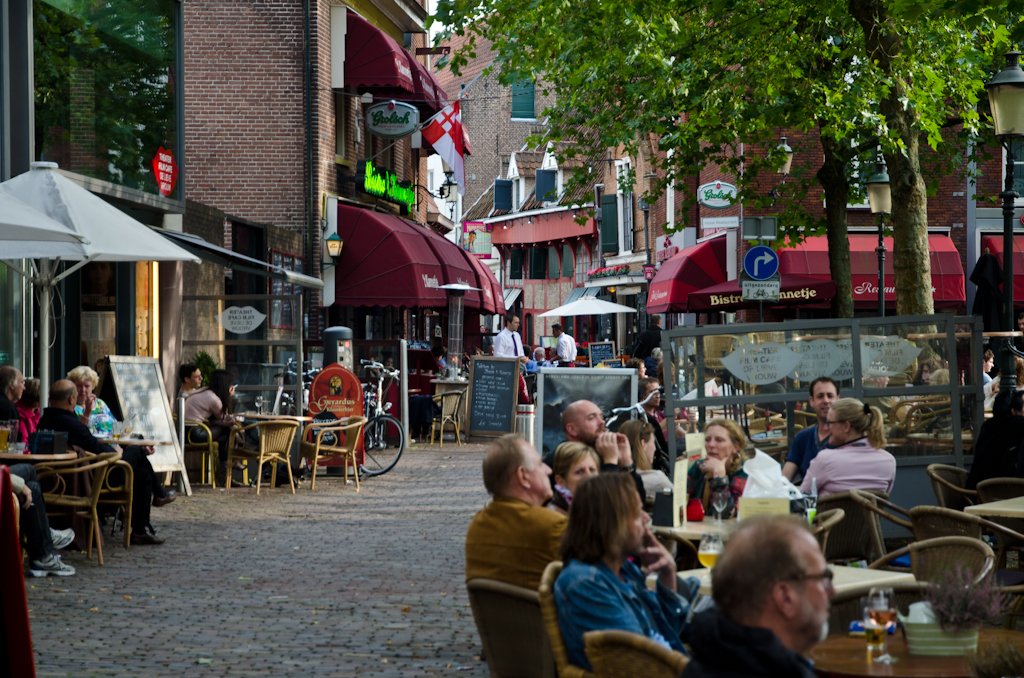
[1002,142,1024,206]
[616,159,634,253]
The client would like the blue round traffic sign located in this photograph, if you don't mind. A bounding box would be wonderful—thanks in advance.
[743,246,779,281]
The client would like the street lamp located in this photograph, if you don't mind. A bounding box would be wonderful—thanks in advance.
[986,50,1024,390]
[438,170,459,222]
[866,162,892,317]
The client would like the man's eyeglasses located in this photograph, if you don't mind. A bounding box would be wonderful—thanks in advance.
[791,567,834,589]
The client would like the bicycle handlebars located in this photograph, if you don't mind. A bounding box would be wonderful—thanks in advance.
[607,388,660,416]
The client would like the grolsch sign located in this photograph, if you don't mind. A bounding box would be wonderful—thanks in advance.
[365,100,420,139]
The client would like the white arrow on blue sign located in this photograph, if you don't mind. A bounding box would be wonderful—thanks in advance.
[743,245,779,281]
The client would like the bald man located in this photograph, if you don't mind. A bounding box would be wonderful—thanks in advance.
[556,399,644,502]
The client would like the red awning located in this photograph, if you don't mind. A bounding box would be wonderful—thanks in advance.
[647,238,727,314]
[979,235,1024,308]
[408,59,448,114]
[779,234,966,309]
[687,276,836,312]
[466,254,503,315]
[420,228,485,309]
[334,205,448,308]
[345,11,415,92]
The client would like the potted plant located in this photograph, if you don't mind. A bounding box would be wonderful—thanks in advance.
[899,565,1009,656]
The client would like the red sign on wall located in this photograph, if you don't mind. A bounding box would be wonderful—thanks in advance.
[151,147,178,197]
[307,363,364,466]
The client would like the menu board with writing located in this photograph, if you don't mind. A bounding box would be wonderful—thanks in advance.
[588,341,616,367]
[98,356,188,490]
[467,357,519,437]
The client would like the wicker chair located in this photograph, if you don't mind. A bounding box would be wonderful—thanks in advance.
[36,453,117,565]
[175,414,219,487]
[298,417,367,491]
[225,420,300,494]
[817,490,889,563]
[430,389,466,446]
[826,581,930,634]
[926,463,976,510]
[702,335,739,370]
[812,508,845,555]
[654,531,701,571]
[583,630,688,678]
[868,536,995,583]
[96,455,134,549]
[466,578,556,678]
[976,477,1024,502]
[538,561,596,678]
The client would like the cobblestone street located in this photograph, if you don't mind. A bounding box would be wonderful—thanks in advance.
[26,442,491,677]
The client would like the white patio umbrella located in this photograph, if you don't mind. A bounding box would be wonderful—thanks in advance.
[0,190,89,244]
[0,163,200,405]
[540,295,638,317]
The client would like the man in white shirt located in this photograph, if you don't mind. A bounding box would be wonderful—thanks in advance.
[494,313,531,403]
[552,323,577,367]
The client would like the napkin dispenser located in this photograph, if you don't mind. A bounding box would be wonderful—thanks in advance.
[31,430,68,455]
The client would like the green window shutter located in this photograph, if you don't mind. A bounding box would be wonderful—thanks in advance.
[562,244,573,278]
[529,247,548,279]
[601,195,619,254]
[510,249,523,279]
[548,246,560,279]
[511,80,535,119]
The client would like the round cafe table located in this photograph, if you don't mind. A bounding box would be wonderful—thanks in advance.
[807,628,1024,677]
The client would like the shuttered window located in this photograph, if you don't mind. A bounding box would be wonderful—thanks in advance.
[601,195,619,254]
[510,249,523,280]
[548,246,560,279]
[511,80,535,119]
[562,244,573,278]
[529,247,548,279]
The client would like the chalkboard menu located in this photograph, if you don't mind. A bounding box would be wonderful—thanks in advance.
[467,357,519,437]
[98,357,188,487]
[588,341,616,366]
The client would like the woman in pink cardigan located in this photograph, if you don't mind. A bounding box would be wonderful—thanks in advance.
[16,378,41,445]
[801,398,896,498]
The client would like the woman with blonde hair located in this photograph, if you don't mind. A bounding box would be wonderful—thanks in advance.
[619,419,672,503]
[549,442,600,514]
[67,365,116,437]
[687,418,751,518]
[801,397,896,498]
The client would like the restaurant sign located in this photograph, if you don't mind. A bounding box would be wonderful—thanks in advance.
[697,181,738,209]
[151,146,178,197]
[365,100,420,139]
[216,306,266,334]
[357,160,415,208]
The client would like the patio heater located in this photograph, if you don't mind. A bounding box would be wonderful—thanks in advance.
[440,283,480,379]
[986,50,1024,390]
[866,161,892,317]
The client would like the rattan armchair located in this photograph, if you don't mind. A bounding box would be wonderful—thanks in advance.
[466,578,556,678]
[868,536,994,584]
[812,508,845,555]
[36,452,118,565]
[653,531,701,571]
[817,490,889,563]
[977,477,1024,502]
[430,389,466,446]
[583,630,688,678]
[96,455,134,549]
[826,581,930,634]
[174,413,219,487]
[225,420,300,494]
[926,463,976,510]
[299,417,367,491]
[538,561,596,678]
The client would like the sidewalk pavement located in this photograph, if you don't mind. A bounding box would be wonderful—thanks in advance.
[27,441,493,677]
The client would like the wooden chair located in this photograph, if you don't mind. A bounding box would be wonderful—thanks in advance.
[926,463,976,510]
[583,630,688,678]
[174,414,219,487]
[298,417,367,491]
[826,581,930,635]
[817,490,889,563]
[869,536,995,583]
[538,561,596,678]
[430,389,466,446]
[466,578,556,678]
[36,453,117,565]
[96,455,134,550]
[812,508,845,556]
[225,420,300,494]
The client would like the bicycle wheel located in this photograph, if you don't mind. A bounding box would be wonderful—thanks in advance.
[360,414,405,476]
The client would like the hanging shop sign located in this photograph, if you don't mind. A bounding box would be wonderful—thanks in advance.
[697,180,738,209]
[356,160,415,208]
[366,100,420,139]
[216,306,267,334]
[151,147,178,197]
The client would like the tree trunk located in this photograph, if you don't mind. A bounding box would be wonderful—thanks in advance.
[818,134,855,318]
[849,0,934,317]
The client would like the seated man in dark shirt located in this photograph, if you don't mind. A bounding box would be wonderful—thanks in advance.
[38,380,173,545]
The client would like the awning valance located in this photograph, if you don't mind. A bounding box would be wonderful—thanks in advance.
[345,10,415,92]
[647,238,727,314]
[156,229,324,290]
[686,276,836,312]
[465,254,503,315]
[779,234,965,308]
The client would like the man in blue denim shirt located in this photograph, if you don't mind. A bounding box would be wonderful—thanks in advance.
[554,473,700,670]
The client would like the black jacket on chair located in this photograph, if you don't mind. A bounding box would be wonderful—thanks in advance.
[681,610,817,678]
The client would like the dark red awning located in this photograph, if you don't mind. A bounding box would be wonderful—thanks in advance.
[345,11,415,92]
[408,59,448,114]
[647,238,727,314]
[420,228,485,309]
[334,205,448,308]
[979,235,1024,309]
[687,276,836,312]
[779,234,965,309]
[466,253,503,315]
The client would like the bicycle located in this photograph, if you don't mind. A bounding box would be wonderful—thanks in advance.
[358,359,405,476]
[603,387,661,433]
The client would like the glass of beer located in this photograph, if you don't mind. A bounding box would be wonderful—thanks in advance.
[698,532,724,569]
[0,424,9,451]
[862,588,898,663]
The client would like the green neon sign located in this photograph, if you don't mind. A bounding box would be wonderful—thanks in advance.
[356,160,415,208]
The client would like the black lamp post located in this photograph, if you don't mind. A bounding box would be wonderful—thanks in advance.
[986,50,1024,390]
[866,162,892,317]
